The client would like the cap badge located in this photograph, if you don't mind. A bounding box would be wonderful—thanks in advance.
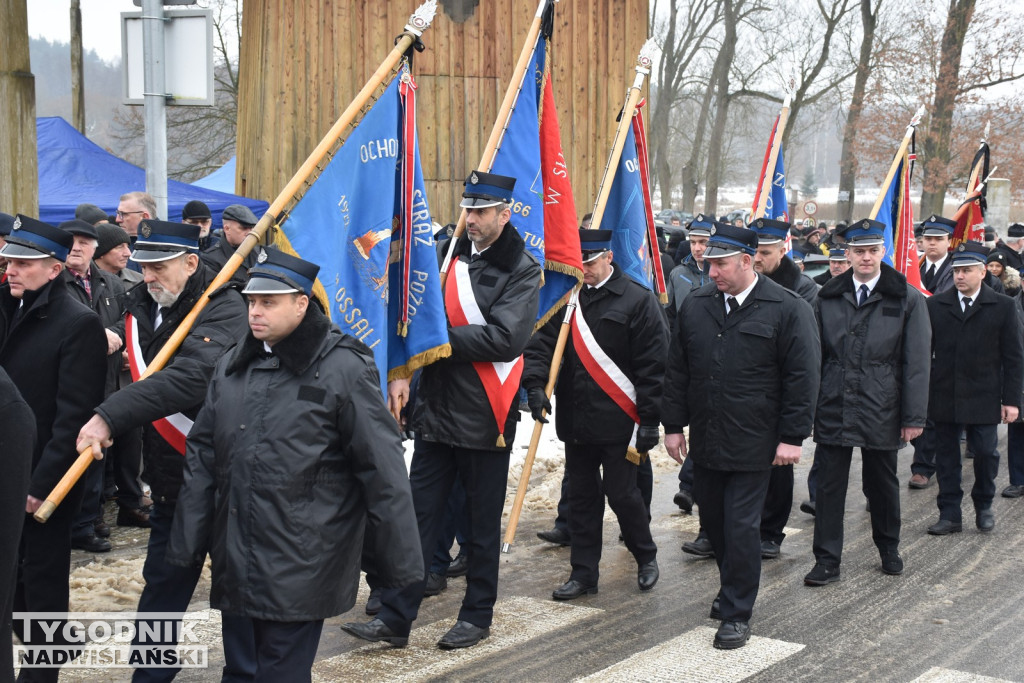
[755,219,764,228]
[861,220,869,229]
[12,217,21,231]
[929,215,937,223]
[140,223,152,238]
[710,226,717,235]
[696,214,704,222]
[958,244,966,251]
[470,172,479,185]
[257,248,268,263]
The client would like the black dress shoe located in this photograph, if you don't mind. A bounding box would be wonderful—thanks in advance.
[880,551,904,575]
[713,620,751,649]
[94,518,111,538]
[804,563,840,586]
[437,620,489,650]
[799,500,816,516]
[340,618,408,647]
[709,597,722,620]
[71,534,112,553]
[365,588,382,616]
[447,553,469,577]
[637,560,659,591]
[927,519,963,535]
[976,509,995,532]
[682,536,714,557]
[673,490,694,513]
[424,571,447,596]
[1002,484,1024,498]
[537,527,571,546]
[552,579,598,600]
[117,506,151,528]
[760,540,781,559]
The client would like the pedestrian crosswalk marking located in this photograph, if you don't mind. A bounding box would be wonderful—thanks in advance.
[315,596,601,681]
[575,626,804,682]
[910,667,1015,683]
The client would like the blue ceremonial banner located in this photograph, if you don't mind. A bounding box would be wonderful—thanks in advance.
[766,146,789,222]
[277,67,450,394]
[874,157,902,266]
[604,122,655,290]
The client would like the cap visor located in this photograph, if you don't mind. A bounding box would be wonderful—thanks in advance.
[130,248,189,263]
[756,237,783,245]
[460,197,503,209]
[703,245,744,259]
[921,228,952,237]
[0,242,54,259]
[950,257,986,267]
[845,237,886,247]
[687,229,712,237]
[242,276,301,295]
[581,250,607,264]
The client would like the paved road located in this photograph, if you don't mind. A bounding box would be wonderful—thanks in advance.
[55,433,1024,682]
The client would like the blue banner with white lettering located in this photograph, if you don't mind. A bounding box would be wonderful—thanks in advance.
[277,67,450,394]
[604,123,655,290]
[874,157,901,266]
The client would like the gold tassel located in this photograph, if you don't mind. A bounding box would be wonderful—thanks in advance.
[396,320,409,338]
[386,343,453,382]
[625,447,647,465]
[496,434,507,448]
[658,292,669,305]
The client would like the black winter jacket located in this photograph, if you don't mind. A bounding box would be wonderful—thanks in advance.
[813,265,931,449]
[523,264,667,444]
[95,267,248,503]
[167,306,422,620]
[662,275,820,471]
[765,255,818,305]
[61,264,126,396]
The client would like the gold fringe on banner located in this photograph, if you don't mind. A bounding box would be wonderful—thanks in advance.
[625,447,648,465]
[387,343,452,382]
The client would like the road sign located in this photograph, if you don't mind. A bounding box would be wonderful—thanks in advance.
[803,200,818,216]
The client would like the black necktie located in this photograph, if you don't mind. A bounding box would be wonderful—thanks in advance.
[858,284,869,307]
[963,296,972,312]
[726,296,738,316]
[925,263,936,288]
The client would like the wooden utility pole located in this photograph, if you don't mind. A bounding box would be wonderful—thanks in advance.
[70,0,85,133]
[0,0,38,216]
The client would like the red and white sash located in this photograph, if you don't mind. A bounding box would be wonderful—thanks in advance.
[444,257,523,447]
[125,313,193,455]
[570,300,641,454]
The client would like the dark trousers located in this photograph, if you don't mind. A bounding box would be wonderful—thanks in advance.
[109,426,144,510]
[555,455,652,536]
[1008,422,1024,486]
[807,450,821,503]
[812,444,900,567]
[760,464,793,544]
[72,458,104,539]
[910,421,937,478]
[225,617,323,683]
[554,472,571,534]
[677,455,694,493]
[14,481,85,683]
[429,478,468,574]
[934,422,999,522]
[378,439,510,635]
[131,503,256,683]
[693,464,770,623]
[565,443,657,585]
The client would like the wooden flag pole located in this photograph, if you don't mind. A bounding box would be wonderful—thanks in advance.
[439,0,550,286]
[501,39,658,552]
[869,105,926,221]
[752,94,792,219]
[501,286,579,553]
[33,0,441,523]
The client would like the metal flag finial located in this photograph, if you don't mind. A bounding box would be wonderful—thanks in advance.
[910,104,927,128]
[406,0,438,36]
[983,120,991,142]
[636,38,659,75]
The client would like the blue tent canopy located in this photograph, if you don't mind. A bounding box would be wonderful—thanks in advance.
[35,117,269,226]
[193,156,236,193]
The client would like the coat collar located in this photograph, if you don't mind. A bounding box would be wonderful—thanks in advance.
[819,262,907,300]
[227,302,331,376]
[764,255,803,292]
[453,222,526,273]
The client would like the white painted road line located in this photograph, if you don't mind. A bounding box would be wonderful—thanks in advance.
[315,596,602,682]
[575,626,804,683]
[910,667,1016,683]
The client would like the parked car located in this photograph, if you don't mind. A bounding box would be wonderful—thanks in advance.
[722,209,751,226]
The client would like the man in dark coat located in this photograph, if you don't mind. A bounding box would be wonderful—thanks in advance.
[57,219,129,553]
[662,222,820,649]
[0,368,35,683]
[924,241,1023,535]
[665,217,712,517]
[343,171,542,650]
[0,216,107,683]
[909,215,957,490]
[751,218,818,559]
[813,247,850,286]
[181,199,219,251]
[76,220,251,683]
[523,230,666,600]
[804,219,931,586]
[993,223,1024,272]
[167,251,421,679]
[200,203,261,285]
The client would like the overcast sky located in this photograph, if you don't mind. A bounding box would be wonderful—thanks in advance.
[28,0,147,64]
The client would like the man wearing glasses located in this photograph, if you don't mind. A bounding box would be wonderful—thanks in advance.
[115,191,157,240]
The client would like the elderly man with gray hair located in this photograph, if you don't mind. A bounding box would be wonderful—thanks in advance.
[993,223,1024,272]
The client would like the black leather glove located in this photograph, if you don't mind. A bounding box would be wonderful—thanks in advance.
[635,425,660,453]
[527,387,552,423]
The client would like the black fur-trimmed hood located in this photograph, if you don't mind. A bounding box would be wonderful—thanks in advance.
[764,255,804,291]
[453,221,527,272]
[819,262,908,299]
[227,301,332,376]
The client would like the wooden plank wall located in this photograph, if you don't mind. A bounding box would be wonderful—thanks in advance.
[236,0,649,226]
